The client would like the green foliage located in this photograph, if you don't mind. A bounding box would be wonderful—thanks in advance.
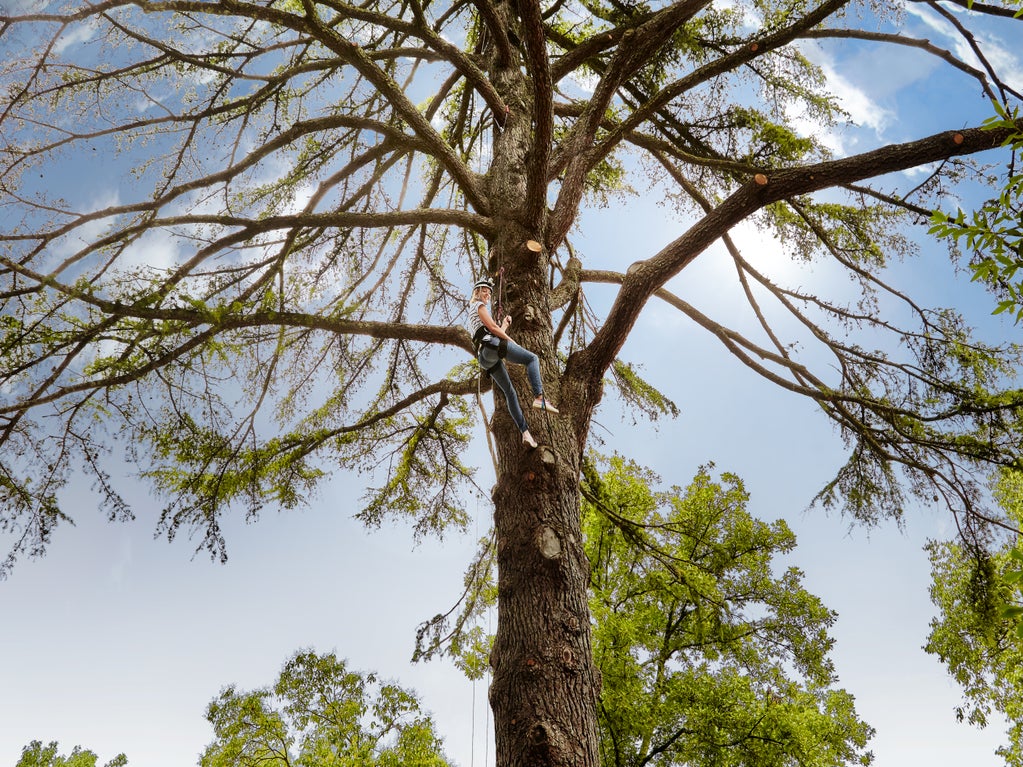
[582,456,874,767]
[200,650,452,767]
[730,106,817,167]
[925,468,1023,767]
[413,530,496,677]
[930,102,1023,321]
[441,457,873,766]
[812,307,1023,528]
[610,360,680,421]
[356,389,475,540]
[584,153,636,208]
[16,742,127,767]
[764,198,908,267]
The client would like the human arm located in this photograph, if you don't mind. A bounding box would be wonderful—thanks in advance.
[477,303,514,341]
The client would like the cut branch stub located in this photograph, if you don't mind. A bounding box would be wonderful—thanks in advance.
[538,525,562,559]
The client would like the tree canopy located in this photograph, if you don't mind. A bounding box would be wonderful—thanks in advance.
[1,0,1021,571]
[926,468,1023,767]
[583,457,874,767]
[15,653,451,767]
[200,650,453,767]
[16,742,126,767]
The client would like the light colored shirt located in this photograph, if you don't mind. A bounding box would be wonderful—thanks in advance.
[467,300,489,340]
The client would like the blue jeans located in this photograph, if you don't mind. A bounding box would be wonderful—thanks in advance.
[479,339,542,434]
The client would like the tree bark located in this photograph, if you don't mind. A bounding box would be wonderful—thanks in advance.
[490,427,600,767]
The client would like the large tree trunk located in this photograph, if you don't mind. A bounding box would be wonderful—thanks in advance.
[484,255,601,767]
[490,426,600,767]
[484,17,602,761]
[483,214,603,767]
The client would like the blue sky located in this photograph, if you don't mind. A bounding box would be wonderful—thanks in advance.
[2,0,1022,765]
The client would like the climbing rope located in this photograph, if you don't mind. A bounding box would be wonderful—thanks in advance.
[495,265,506,323]
[476,373,501,477]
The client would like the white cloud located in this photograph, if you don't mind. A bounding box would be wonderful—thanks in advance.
[283,182,316,216]
[48,191,121,274]
[902,0,1023,86]
[713,0,762,35]
[903,3,964,51]
[118,226,183,273]
[975,31,1023,92]
[821,63,893,135]
[564,69,599,95]
[789,42,894,156]
[53,18,99,54]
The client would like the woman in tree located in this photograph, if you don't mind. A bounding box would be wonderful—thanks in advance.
[468,277,558,448]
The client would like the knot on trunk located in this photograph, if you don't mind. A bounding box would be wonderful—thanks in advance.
[527,720,572,766]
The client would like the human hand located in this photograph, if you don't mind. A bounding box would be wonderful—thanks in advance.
[502,315,512,331]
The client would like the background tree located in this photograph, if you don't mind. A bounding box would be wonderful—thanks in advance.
[2,1,1023,766]
[16,742,127,767]
[926,467,1023,767]
[582,457,873,767]
[200,650,452,767]
[17,653,450,767]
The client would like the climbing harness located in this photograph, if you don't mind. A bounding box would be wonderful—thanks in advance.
[472,327,508,363]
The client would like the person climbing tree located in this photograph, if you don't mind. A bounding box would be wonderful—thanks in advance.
[468,277,558,448]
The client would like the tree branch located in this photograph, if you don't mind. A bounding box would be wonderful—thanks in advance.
[574,121,1023,385]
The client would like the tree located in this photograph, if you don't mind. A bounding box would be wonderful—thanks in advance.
[16,653,449,767]
[582,457,873,767]
[16,741,127,767]
[926,468,1023,767]
[1,1,1022,766]
[200,650,452,767]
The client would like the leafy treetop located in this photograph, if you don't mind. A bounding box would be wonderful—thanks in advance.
[0,0,1021,577]
[16,742,127,767]
[200,650,453,767]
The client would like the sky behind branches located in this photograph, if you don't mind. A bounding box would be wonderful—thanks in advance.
[2,0,1022,765]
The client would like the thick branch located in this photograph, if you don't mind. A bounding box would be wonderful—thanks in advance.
[546,0,711,247]
[572,121,1023,386]
[518,0,554,224]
